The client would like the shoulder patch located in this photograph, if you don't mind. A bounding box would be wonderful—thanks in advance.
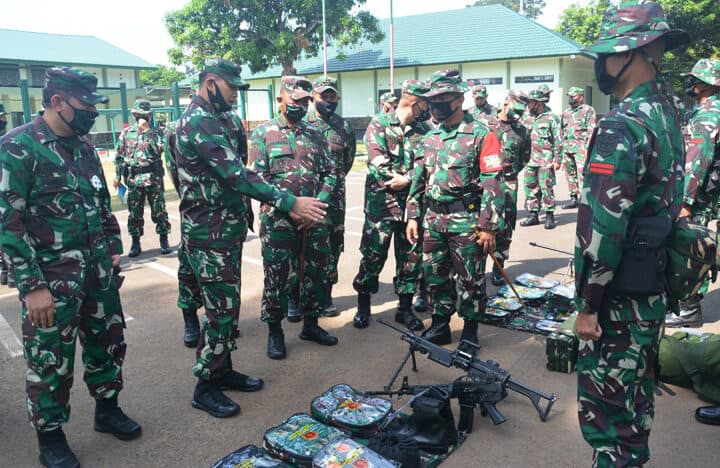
[595,132,619,156]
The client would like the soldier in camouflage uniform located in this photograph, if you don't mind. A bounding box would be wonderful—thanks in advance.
[0,67,142,468]
[665,59,720,330]
[352,80,431,331]
[573,4,690,466]
[249,76,340,360]
[469,84,498,122]
[0,102,12,288]
[379,91,398,115]
[520,85,562,229]
[175,60,327,417]
[406,70,504,354]
[114,98,171,257]
[561,87,596,209]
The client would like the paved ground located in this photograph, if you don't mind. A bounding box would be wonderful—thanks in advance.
[1,168,718,467]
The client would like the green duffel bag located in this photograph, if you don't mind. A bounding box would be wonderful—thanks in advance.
[659,331,720,403]
[666,217,718,302]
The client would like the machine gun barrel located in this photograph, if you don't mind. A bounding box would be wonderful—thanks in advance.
[528,242,573,256]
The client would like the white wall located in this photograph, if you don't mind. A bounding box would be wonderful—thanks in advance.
[244,78,274,121]
[461,61,508,110]
[509,58,562,114]
[338,70,375,118]
[106,68,136,88]
[561,55,610,114]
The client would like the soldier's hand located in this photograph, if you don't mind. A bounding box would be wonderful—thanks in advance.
[679,205,692,218]
[575,312,602,341]
[406,219,419,244]
[25,288,56,329]
[113,178,121,189]
[475,229,496,253]
[260,203,272,214]
[138,119,149,133]
[290,197,327,224]
[387,173,411,191]
[111,254,120,268]
[553,162,562,171]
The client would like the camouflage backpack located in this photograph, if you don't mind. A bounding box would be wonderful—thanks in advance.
[659,331,720,403]
[666,217,718,302]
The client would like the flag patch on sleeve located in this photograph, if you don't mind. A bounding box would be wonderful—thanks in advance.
[589,162,614,175]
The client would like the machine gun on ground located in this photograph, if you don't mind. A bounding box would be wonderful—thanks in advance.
[369,319,557,431]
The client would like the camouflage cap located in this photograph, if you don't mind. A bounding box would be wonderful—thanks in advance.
[281,76,312,100]
[44,67,108,105]
[0,103,5,116]
[506,91,527,111]
[202,57,249,90]
[470,84,488,98]
[401,79,430,98]
[584,2,691,54]
[567,86,584,97]
[132,98,152,115]
[424,69,466,98]
[687,58,720,87]
[380,91,398,104]
[312,76,338,94]
[529,84,551,102]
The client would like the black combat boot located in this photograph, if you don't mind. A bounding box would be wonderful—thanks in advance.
[159,234,171,255]
[666,295,703,327]
[457,320,480,356]
[216,354,264,392]
[0,269,7,285]
[544,211,557,230]
[191,380,240,418]
[414,279,428,312]
[421,315,451,345]
[287,288,301,323]
[520,212,540,227]
[300,316,339,346]
[353,293,371,329]
[695,405,720,425]
[491,262,505,286]
[395,294,424,331]
[562,195,579,209]
[182,308,200,348]
[37,428,79,468]
[322,285,339,317]
[128,236,141,258]
[94,397,142,440]
[267,322,286,360]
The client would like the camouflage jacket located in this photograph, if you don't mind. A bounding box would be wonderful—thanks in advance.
[574,81,685,321]
[561,103,596,154]
[0,116,122,297]
[175,96,296,248]
[407,112,505,233]
[488,118,531,180]
[249,114,336,230]
[470,103,498,122]
[115,123,164,187]
[164,119,180,194]
[306,108,356,180]
[682,94,720,221]
[528,107,562,167]
[363,111,429,221]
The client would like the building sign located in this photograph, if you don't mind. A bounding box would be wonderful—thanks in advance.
[468,77,503,86]
[515,75,555,84]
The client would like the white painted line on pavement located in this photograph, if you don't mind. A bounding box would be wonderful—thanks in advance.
[0,313,23,358]
[144,261,178,278]
[169,214,181,221]
[346,216,365,222]
[347,206,363,212]
[243,256,263,266]
[0,291,18,300]
[347,231,362,237]
[124,314,134,322]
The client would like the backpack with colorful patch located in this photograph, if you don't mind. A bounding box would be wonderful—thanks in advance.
[211,444,291,468]
[310,384,393,438]
[312,437,399,468]
[263,413,346,467]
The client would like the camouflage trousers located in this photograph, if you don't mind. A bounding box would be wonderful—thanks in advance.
[524,166,556,212]
[127,183,170,237]
[261,225,330,322]
[496,178,519,263]
[186,245,242,380]
[22,275,126,432]
[563,151,585,197]
[327,195,346,286]
[423,227,487,321]
[577,313,663,468]
[353,216,421,296]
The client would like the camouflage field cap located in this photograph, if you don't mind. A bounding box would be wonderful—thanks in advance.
[45,67,109,105]
[424,69,465,98]
[0,103,5,116]
[380,91,398,104]
[132,98,152,115]
[281,76,312,100]
[470,84,488,98]
[584,2,691,54]
[312,76,339,94]
[507,91,527,111]
[401,79,430,98]
[567,86,584,96]
[202,57,249,90]
[687,58,720,87]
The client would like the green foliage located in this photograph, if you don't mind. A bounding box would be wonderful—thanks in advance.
[556,1,610,46]
[139,65,186,87]
[468,0,546,19]
[165,0,383,75]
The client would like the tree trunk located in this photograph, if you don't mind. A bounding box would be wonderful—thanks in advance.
[280,59,297,76]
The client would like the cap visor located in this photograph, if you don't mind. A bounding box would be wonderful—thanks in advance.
[662,29,692,51]
[80,93,109,105]
[290,90,311,100]
[314,85,338,94]
[424,88,463,98]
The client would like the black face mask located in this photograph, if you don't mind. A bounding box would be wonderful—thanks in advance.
[595,52,634,95]
[316,101,337,118]
[285,104,308,122]
[0,121,6,132]
[59,100,99,136]
[506,108,523,121]
[208,82,232,113]
[685,76,700,98]
[429,100,458,122]
[414,103,431,122]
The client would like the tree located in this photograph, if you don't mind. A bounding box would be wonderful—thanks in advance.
[165,0,384,75]
[556,1,610,47]
[468,0,546,20]
[139,65,186,87]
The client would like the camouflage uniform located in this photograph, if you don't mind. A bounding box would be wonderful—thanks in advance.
[249,78,336,324]
[175,60,296,380]
[0,68,127,432]
[524,90,562,214]
[561,87,596,198]
[114,99,170,239]
[574,5,690,466]
[0,103,10,286]
[469,84,498,122]
[379,91,398,116]
[407,71,504,324]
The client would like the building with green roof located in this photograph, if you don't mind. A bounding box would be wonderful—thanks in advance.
[242,5,609,120]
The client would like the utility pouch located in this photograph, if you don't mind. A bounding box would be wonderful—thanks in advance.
[460,191,481,212]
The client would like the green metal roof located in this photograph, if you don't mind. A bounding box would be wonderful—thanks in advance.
[246,4,586,80]
[0,29,155,69]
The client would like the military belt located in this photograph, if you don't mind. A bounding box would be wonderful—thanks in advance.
[427,199,473,214]
[129,165,156,176]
